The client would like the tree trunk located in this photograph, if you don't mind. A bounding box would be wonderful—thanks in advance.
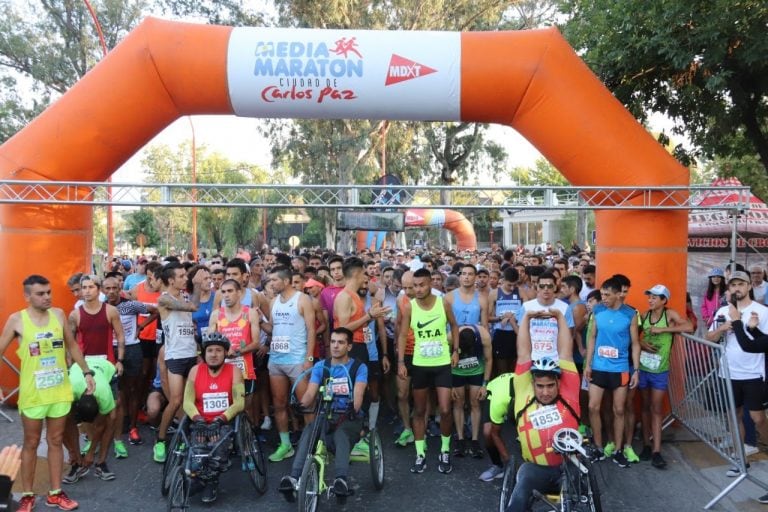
[440,188,453,249]
[324,211,336,250]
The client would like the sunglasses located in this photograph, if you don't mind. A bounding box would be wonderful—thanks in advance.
[538,283,556,290]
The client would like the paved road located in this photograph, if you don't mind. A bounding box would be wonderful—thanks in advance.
[0,407,755,511]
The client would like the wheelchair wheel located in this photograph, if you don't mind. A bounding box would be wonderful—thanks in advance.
[298,457,321,512]
[161,417,188,497]
[238,418,267,495]
[369,429,385,490]
[166,465,189,512]
[499,455,518,512]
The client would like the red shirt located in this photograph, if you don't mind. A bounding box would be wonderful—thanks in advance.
[194,362,235,423]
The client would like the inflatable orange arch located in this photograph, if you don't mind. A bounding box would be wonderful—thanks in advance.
[0,19,688,399]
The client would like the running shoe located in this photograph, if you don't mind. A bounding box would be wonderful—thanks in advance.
[201,483,218,503]
[153,441,166,463]
[469,440,484,459]
[395,429,414,447]
[113,440,128,459]
[452,438,466,458]
[479,465,504,482]
[279,476,298,502]
[726,464,749,477]
[260,416,273,431]
[651,452,667,469]
[744,444,759,457]
[603,441,616,458]
[128,428,143,446]
[17,494,35,512]
[94,462,115,481]
[639,445,652,461]
[426,419,440,438]
[80,439,91,456]
[268,444,295,462]
[758,493,768,504]
[438,452,453,474]
[585,444,605,462]
[351,438,369,458]
[45,490,79,511]
[62,463,89,484]
[624,445,640,463]
[137,409,148,424]
[410,454,427,473]
[612,451,630,468]
[332,477,349,496]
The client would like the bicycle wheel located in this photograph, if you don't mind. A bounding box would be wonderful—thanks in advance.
[369,429,385,490]
[586,463,602,512]
[240,419,268,494]
[161,417,187,497]
[298,458,321,512]
[499,455,518,512]
[166,465,189,512]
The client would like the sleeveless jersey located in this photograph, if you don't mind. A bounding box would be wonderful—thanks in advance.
[17,310,73,408]
[193,362,234,423]
[334,289,366,344]
[411,296,450,367]
[160,293,198,360]
[452,325,484,377]
[270,291,307,365]
[495,287,522,332]
[398,294,415,356]
[135,280,160,341]
[218,306,256,380]
[192,293,215,338]
[78,303,115,362]
[451,289,482,326]
[640,308,673,373]
[591,303,635,373]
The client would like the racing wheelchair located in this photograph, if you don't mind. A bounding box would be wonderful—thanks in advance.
[161,412,267,511]
[284,363,384,512]
[499,428,602,512]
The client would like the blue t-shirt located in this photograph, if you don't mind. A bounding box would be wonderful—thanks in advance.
[124,273,146,291]
[591,304,636,373]
[192,294,215,338]
[310,359,368,412]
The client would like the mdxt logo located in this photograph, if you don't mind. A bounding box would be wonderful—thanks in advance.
[385,54,437,86]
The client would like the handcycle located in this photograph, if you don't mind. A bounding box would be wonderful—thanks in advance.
[161,412,267,511]
[286,364,384,512]
[499,428,601,512]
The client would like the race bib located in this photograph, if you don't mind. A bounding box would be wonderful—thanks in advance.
[228,356,247,375]
[532,341,554,355]
[598,346,619,359]
[202,392,229,414]
[528,405,563,431]
[34,368,64,390]
[363,326,373,344]
[640,351,662,371]
[271,336,290,354]
[419,341,444,358]
[457,356,479,370]
[176,323,196,338]
[330,377,350,395]
[85,355,107,363]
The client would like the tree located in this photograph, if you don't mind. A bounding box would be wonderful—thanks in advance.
[560,0,768,180]
[122,208,161,249]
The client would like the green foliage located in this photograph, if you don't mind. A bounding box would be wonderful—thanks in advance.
[560,0,768,180]
[122,208,161,248]
[511,158,569,186]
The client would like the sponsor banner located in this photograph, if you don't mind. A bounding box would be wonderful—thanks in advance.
[688,236,768,252]
[227,28,460,120]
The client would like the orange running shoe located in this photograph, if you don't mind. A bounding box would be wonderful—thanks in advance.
[45,490,79,511]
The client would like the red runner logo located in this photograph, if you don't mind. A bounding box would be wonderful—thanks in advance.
[385,54,437,86]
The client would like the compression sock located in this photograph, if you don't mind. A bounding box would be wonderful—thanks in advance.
[369,401,380,428]
[279,431,291,447]
[441,435,451,453]
[415,439,426,457]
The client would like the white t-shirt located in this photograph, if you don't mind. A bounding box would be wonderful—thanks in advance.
[711,301,768,380]
[519,298,574,362]
[753,282,767,304]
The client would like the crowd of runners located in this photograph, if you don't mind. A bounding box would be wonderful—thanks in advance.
[8,243,768,510]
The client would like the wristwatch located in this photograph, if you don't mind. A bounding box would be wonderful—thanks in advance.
[83,370,95,377]
[307,356,314,362]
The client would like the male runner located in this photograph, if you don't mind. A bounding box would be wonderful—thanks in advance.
[398,268,460,474]
[0,275,95,512]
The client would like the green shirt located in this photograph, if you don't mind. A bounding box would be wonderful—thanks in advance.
[640,308,673,373]
[487,373,515,424]
[411,296,450,367]
[70,358,116,415]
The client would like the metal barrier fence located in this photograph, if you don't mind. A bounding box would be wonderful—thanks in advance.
[664,332,768,509]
